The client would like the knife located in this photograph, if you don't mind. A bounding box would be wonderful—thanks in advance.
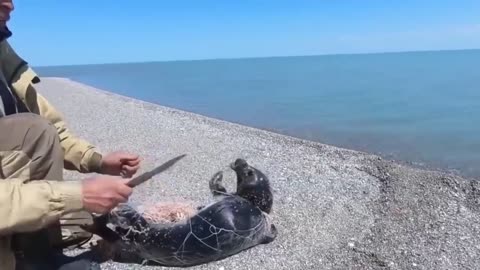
[126,154,187,188]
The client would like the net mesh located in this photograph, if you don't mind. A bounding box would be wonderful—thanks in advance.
[140,201,198,224]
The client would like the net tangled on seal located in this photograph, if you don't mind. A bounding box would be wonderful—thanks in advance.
[140,201,197,224]
[90,200,200,261]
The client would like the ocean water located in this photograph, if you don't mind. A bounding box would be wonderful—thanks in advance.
[35,50,480,178]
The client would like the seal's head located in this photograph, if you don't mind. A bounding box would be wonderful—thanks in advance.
[231,158,273,214]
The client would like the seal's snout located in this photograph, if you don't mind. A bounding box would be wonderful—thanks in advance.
[231,158,248,170]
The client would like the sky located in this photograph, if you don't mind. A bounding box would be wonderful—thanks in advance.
[5,0,480,66]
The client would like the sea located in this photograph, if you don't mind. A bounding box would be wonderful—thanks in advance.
[35,49,480,179]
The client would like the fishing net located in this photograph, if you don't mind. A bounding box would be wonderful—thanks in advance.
[140,201,198,224]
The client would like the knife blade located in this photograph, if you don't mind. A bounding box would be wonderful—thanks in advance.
[126,154,187,188]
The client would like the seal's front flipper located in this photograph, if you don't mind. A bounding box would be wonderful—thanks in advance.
[111,204,150,230]
[209,171,227,196]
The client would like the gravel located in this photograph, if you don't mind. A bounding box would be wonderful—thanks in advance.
[35,77,480,270]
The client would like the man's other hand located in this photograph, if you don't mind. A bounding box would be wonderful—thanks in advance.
[81,176,134,214]
[99,151,141,177]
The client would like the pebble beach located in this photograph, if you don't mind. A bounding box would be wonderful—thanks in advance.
[35,77,480,270]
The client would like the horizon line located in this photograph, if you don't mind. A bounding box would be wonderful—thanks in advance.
[34,47,480,68]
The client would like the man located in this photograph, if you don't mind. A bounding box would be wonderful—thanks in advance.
[0,0,142,269]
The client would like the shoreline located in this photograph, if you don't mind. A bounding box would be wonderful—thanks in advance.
[35,47,480,67]
[35,77,480,269]
[44,76,478,182]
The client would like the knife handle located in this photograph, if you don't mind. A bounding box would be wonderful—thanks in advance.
[127,171,153,188]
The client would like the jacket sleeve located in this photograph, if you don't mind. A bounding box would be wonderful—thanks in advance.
[10,64,103,173]
[0,178,83,236]
[35,90,104,173]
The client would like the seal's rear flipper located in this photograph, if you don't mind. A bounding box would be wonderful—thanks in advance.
[261,224,278,244]
[209,171,228,196]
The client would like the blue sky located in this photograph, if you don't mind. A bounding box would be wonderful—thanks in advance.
[6,0,480,66]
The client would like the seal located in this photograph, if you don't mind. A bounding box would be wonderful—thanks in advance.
[86,158,277,267]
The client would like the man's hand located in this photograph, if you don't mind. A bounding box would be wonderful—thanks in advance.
[81,175,134,214]
[99,151,141,177]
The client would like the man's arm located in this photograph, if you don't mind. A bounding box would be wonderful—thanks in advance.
[0,39,102,173]
[2,40,140,176]
[0,178,83,236]
[35,90,104,173]
[10,64,103,173]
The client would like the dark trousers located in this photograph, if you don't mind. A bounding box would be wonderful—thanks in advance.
[15,252,100,270]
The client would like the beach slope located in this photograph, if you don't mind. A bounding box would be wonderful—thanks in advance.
[35,78,480,270]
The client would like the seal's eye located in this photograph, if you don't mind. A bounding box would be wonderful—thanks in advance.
[247,170,254,177]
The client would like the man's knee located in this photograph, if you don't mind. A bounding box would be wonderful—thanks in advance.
[25,114,59,147]
[0,113,62,180]
[5,113,58,147]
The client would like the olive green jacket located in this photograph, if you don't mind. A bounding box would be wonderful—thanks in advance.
[0,40,102,269]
